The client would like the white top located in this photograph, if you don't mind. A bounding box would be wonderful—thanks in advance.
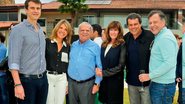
[104,44,112,57]
[94,37,103,47]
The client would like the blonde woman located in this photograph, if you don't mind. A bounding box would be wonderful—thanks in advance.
[46,19,72,104]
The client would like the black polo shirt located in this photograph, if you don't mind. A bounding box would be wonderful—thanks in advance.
[126,35,141,86]
[124,28,154,87]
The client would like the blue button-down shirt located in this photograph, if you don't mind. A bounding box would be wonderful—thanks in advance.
[0,43,7,62]
[8,19,46,75]
[68,39,102,84]
[0,43,7,76]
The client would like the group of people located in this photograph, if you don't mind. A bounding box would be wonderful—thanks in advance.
[0,0,184,104]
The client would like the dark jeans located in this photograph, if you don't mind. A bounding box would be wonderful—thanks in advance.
[150,82,175,104]
[6,71,17,104]
[0,74,9,104]
[18,73,48,104]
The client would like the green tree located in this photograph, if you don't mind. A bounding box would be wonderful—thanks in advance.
[58,0,88,27]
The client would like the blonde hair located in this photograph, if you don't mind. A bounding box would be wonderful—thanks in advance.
[50,19,72,46]
[102,21,124,48]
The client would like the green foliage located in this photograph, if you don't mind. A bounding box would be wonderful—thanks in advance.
[58,0,88,14]
[57,0,88,27]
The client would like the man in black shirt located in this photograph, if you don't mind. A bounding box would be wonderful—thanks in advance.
[124,13,154,104]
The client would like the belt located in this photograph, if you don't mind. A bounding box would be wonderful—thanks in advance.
[19,71,46,79]
[47,71,63,75]
[70,76,95,83]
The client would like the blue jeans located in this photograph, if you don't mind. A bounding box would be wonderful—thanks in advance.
[149,82,175,104]
[0,74,9,104]
[18,73,48,104]
[182,88,185,104]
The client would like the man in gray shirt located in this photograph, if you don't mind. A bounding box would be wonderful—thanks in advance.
[8,0,48,104]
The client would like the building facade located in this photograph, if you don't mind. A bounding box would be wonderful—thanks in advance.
[0,0,185,37]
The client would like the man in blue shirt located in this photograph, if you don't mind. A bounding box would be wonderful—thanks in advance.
[139,10,178,104]
[68,22,102,104]
[0,32,8,104]
[8,0,48,104]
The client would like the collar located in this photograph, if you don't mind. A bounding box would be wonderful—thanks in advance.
[156,27,166,37]
[129,27,144,40]
[51,39,67,47]
[182,33,185,39]
[77,39,91,45]
[23,19,41,29]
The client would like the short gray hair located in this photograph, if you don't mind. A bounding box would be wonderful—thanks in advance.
[78,22,93,32]
[148,10,166,22]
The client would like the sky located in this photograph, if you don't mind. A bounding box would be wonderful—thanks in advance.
[15,0,54,4]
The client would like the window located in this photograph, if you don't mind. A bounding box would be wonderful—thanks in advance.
[82,15,96,24]
[9,13,18,21]
[0,12,18,21]
[37,19,46,27]
[141,17,148,28]
[103,15,125,28]
[53,19,61,27]
[0,13,8,21]
[53,18,71,27]
[66,19,72,23]
[21,13,27,21]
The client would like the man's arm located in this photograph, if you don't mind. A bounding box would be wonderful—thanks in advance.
[8,26,25,100]
[92,45,102,94]
[11,70,21,85]
[11,70,25,100]
[94,45,102,85]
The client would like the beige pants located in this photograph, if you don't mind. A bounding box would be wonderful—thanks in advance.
[46,72,67,104]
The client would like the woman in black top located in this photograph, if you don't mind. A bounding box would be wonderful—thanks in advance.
[45,19,72,104]
[97,21,126,104]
